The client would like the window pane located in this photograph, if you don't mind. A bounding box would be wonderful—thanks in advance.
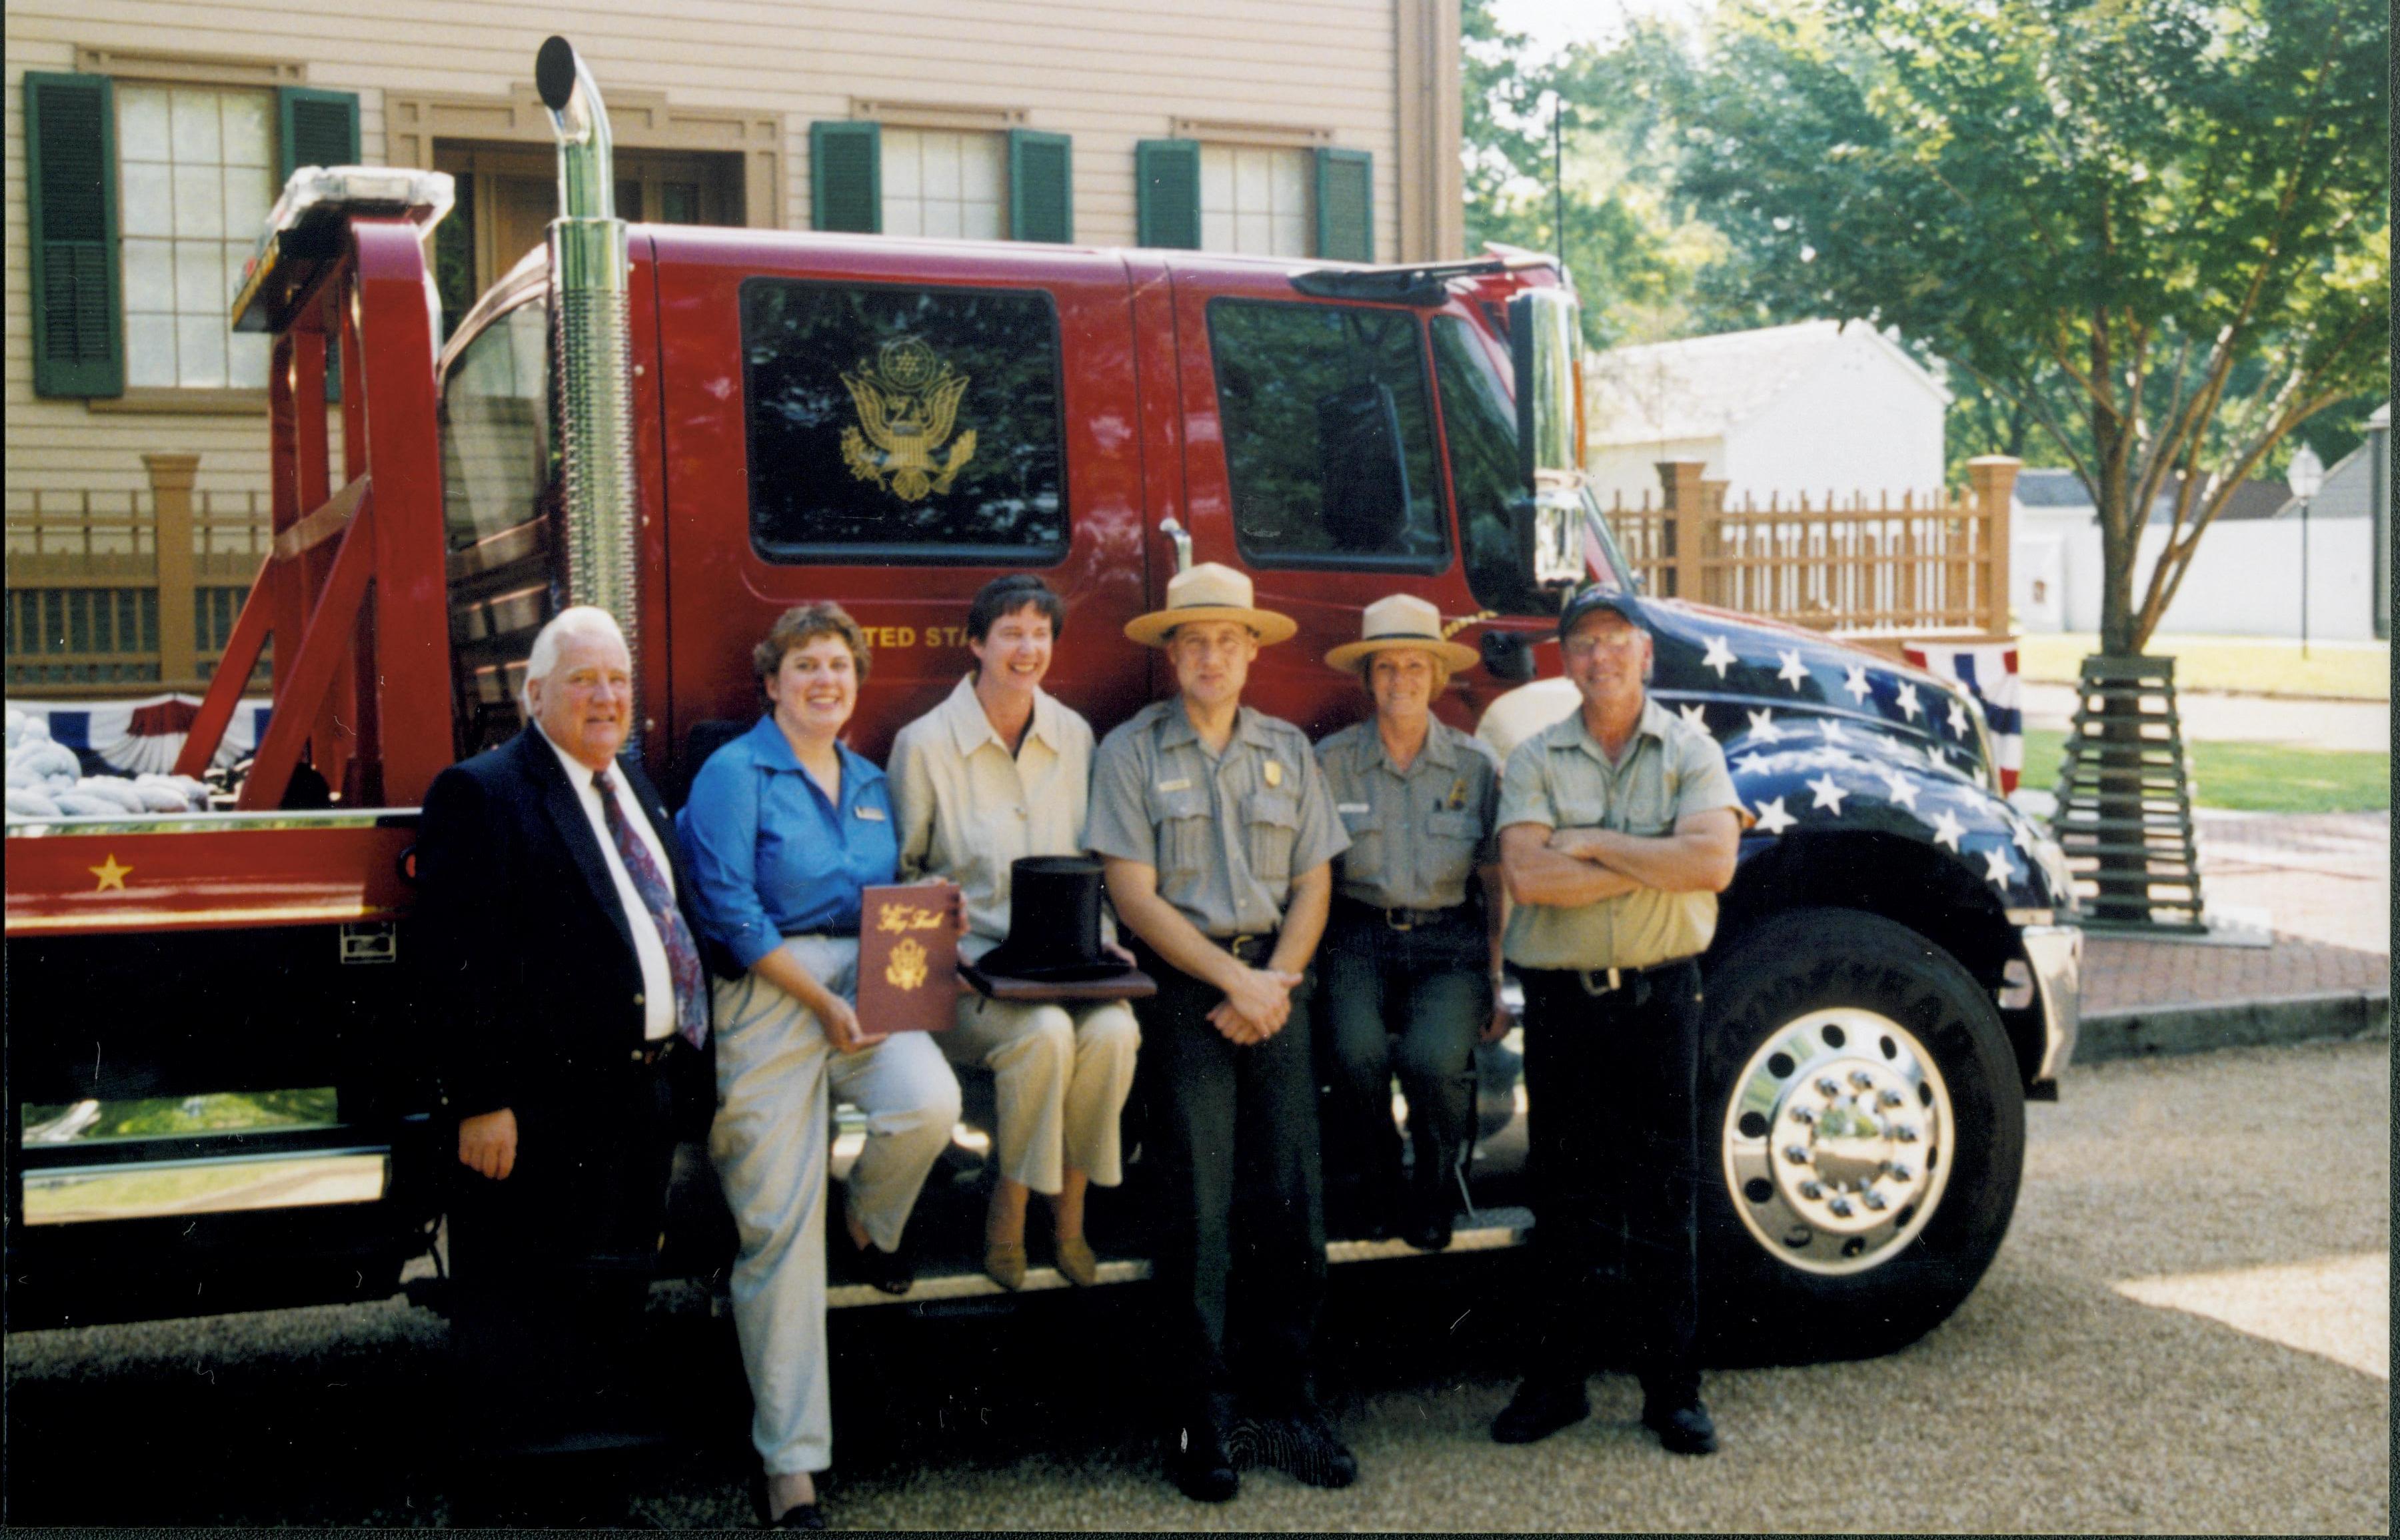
[1432,315,1549,614]
[742,279,1067,561]
[1201,206,1235,252]
[121,161,174,238]
[126,315,177,387]
[960,135,1002,201]
[923,132,961,200]
[1234,149,1270,211]
[660,182,700,224]
[223,167,273,241]
[961,200,1002,241]
[1200,146,1234,215]
[883,129,922,199]
[923,201,961,239]
[1270,151,1307,219]
[169,88,223,166]
[439,302,557,753]
[119,85,172,163]
[1235,211,1270,255]
[123,239,175,309]
[1270,213,1309,258]
[173,241,224,316]
[221,92,271,167]
[177,315,229,386]
[1208,299,1448,569]
[884,200,923,237]
[228,330,272,389]
[173,164,225,238]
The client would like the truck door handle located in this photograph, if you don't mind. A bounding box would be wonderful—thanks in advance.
[1158,517,1193,574]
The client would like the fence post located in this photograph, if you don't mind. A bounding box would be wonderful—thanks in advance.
[1965,456,2021,636]
[1655,461,1710,599]
[145,452,201,686]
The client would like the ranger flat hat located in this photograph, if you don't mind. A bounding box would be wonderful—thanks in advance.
[1324,592,1480,675]
[1124,562,1298,648]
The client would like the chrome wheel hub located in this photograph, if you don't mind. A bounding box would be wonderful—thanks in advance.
[1722,1010,1954,1275]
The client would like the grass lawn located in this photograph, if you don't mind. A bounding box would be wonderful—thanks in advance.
[2017,633,2390,700]
[2023,728,2391,814]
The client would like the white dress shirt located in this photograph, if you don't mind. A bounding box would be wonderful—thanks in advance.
[539,727,676,1041]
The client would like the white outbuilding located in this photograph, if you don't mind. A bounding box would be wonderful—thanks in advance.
[1582,319,1951,509]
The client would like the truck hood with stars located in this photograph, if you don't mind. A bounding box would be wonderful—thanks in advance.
[1492,598,2073,914]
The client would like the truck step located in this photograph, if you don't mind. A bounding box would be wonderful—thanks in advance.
[822,1204,1536,1310]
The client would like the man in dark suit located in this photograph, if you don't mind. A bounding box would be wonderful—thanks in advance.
[413,605,710,1520]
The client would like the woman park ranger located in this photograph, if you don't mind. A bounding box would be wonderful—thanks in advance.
[1312,595,1509,1252]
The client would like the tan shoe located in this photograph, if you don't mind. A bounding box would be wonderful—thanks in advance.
[1054,1234,1100,1287]
[984,1240,1027,1290]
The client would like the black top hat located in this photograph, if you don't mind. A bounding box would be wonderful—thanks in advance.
[974,856,1128,982]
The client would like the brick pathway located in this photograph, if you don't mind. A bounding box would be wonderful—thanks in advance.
[2081,811,2390,1015]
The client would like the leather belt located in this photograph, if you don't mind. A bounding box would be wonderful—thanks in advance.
[1377,904,1460,932]
[1219,932,1278,964]
[1526,956,1696,998]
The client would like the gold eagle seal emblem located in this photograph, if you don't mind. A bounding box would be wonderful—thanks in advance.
[839,337,978,502]
[886,936,930,992]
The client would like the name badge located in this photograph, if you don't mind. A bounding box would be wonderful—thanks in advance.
[1338,802,1370,815]
[854,804,888,822]
[1156,777,1192,793]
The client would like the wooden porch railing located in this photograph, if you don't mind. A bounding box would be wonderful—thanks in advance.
[4,455,273,694]
[1610,457,2019,640]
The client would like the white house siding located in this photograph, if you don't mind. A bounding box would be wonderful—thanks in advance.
[2011,511,2378,641]
[7,0,1448,520]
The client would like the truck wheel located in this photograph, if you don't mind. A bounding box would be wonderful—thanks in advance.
[1699,908,2024,1362]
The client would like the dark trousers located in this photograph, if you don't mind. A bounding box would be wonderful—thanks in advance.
[1516,958,1704,1403]
[1319,904,1488,1222]
[446,1054,679,1461]
[1130,938,1327,1418]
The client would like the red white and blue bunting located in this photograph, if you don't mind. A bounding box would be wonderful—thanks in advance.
[6,694,273,776]
[1901,642,2023,793]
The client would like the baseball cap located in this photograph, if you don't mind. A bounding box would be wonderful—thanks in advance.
[1556,582,1645,640]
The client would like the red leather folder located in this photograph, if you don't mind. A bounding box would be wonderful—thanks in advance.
[856,883,961,1033]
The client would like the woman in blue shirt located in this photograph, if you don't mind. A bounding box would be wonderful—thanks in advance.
[676,602,962,1529]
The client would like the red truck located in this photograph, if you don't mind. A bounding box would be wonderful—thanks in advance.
[6,41,2078,1361]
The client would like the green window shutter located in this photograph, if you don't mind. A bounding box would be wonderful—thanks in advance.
[25,72,123,398]
[1135,139,1201,249]
[1008,129,1073,244]
[279,91,361,400]
[810,121,882,233]
[1315,148,1373,263]
[277,87,361,180]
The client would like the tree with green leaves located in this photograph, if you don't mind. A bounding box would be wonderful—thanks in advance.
[1674,0,2389,656]
[1461,0,1735,351]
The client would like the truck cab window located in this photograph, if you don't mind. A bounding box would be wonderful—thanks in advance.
[438,301,557,755]
[1208,300,1448,570]
[1433,314,1552,616]
[740,280,1067,564]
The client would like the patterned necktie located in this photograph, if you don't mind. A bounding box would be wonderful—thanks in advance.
[593,769,709,1049]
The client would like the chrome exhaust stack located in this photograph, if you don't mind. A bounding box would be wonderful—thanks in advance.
[535,35,642,739]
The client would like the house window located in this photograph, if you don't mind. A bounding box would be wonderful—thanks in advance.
[117,83,276,390]
[1200,145,1311,257]
[881,128,1006,241]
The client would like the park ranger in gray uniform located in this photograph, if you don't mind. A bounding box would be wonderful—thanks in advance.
[1488,582,1747,1457]
[1086,562,1353,1503]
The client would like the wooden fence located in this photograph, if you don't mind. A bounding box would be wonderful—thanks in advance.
[5,454,273,693]
[1610,458,2019,642]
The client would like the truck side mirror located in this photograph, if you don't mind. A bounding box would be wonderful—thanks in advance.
[1317,381,1411,550]
[1480,629,1539,682]
[1508,288,1588,592]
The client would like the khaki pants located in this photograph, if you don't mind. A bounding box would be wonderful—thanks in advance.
[942,993,1140,1192]
[708,936,962,1475]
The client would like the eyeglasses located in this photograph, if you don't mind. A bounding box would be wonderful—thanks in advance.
[1562,630,1644,660]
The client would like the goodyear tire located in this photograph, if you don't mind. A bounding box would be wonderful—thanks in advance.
[1699,908,2024,1362]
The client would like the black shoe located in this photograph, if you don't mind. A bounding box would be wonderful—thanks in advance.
[750,1469,830,1529]
[842,1237,915,1295]
[1164,1406,1240,1502]
[1490,1378,1589,1444]
[1642,1397,1719,1455]
[1400,1195,1454,1252]
[1262,1405,1359,1489]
